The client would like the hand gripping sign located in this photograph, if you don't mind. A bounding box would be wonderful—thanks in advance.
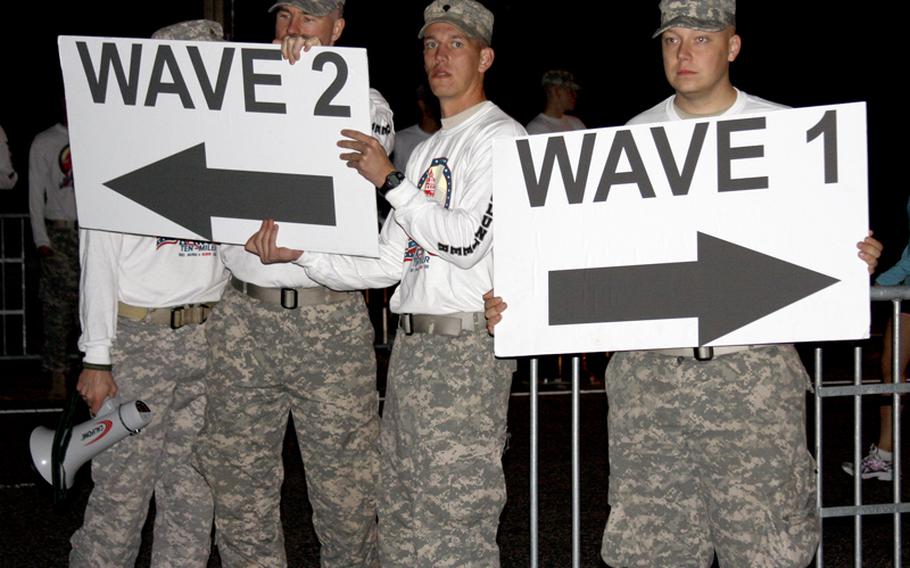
[493,103,869,357]
[58,35,378,256]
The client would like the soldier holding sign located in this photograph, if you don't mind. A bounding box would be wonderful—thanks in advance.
[191,2,394,566]
[486,1,882,566]
[246,1,525,564]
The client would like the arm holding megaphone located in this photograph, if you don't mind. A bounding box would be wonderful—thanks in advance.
[77,368,119,416]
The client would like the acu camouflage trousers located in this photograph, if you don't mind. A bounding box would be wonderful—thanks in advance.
[195,286,380,567]
[602,345,819,568]
[69,317,211,568]
[39,224,79,373]
[379,324,514,567]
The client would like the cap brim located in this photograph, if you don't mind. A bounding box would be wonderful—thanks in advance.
[418,17,487,43]
[652,16,729,38]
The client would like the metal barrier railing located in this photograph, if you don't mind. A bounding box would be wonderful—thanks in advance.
[0,214,35,360]
[526,286,908,568]
[814,286,910,567]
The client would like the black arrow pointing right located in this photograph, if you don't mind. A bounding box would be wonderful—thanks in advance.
[549,232,840,346]
[104,143,336,240]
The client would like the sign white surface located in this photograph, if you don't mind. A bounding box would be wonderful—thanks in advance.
[58,35,378,256]
[493,103,869,357]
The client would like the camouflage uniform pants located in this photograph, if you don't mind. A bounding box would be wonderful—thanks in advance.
[69,317,212,568]
[379,324,514,567]
[195,286,379,568]
[601,345,819,568]
[39,224,79,372]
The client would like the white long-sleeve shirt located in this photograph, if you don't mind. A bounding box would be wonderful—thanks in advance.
[28,123,77,247]
[299,100,526,314]
[222,88,395,288]
[0,125,16,190]
[78,230,230,365]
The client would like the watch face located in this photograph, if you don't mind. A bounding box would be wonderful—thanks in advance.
[385,171,405,190]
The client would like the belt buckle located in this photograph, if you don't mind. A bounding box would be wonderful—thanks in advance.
[280,288,299,310]
[401,314,413,335]
[170,306,186,329]
[694,347,714,361]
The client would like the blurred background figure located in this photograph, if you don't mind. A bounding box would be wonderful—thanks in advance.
[28,99,79,393]
[525,69,586,135]
[844,197,910,481]
[0,124,17,189]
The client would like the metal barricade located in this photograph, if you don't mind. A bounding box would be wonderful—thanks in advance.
[0,214,35,360]
[814,286,910,567]
[525,286,908,568]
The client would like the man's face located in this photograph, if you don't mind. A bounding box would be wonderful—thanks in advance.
[554,86,577,112]
[274,4,344,45]
[661,26,740,98]
[422,22,491,102]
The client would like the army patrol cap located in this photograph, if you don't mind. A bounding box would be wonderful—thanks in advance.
[419,0,494,45]
[269,0,345,17]
[542,70,580,90]
[152,19,225,41]
[653,0,736,38]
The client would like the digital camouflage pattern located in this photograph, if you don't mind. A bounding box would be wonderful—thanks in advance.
[40,225,79,373]
[419,0,494,44]
[195,286,380,568]
[379,325,514,567]
[69,318,211,567]
[602,344,819,568]
[653,0,736,37]
[269,0,345,17]
[152,19,224,41]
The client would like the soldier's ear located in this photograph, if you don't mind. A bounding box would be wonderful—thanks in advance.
[331,17,346,43]
[727,33,741,62]
[479,47,494,72]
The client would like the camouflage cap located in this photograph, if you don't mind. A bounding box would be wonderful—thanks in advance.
[152,19,224,41]
[419,0,494,45]
[652,0,736,38]
[542,69,580,90]
[269,0,344,17]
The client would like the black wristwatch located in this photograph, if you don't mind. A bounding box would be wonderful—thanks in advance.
[378,170,405,197]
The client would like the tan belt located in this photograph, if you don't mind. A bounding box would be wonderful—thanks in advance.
[117,302,214,328]
[231,277,348,309]
[46,219,77,229]
[399,312,484,337]
[647,345,756,359]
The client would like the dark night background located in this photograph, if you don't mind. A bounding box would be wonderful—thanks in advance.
[0,0,905,262]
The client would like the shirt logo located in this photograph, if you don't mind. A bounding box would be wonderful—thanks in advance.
[58,144,74,189]
[404,158,454,271]
[156,237,216,257]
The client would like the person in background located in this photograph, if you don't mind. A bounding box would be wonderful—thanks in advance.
[525,69,586,135]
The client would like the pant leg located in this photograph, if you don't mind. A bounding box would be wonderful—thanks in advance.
[39,225,79,373]
[194,287,290,567]
[688,345,819,568]
[289,294,380,568]
[70,319,208,567]
[150,323,213,568]
[600,351,714,568]
[379,328,513,568]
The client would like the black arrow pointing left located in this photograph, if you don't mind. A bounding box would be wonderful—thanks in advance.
[104,143,336,241]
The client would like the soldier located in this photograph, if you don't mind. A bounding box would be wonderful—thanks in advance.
[192,2,394,566]
[245,1,525,565]
[29,105,79,390]
[525,69,586,135]
[485,1,883,566]
[69,20,230,568]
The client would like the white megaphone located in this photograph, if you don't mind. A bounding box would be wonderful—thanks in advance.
[30,397,152,489]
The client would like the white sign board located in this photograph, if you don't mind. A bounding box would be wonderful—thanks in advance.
[58,35,378,257]
[493,103,869,357]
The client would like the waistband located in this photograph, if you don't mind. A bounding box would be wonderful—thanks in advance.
[230,277,348,309]
[646,345,756,360]
[117,302,215,329]
[46,219,77,229]
[399,312,485,337]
